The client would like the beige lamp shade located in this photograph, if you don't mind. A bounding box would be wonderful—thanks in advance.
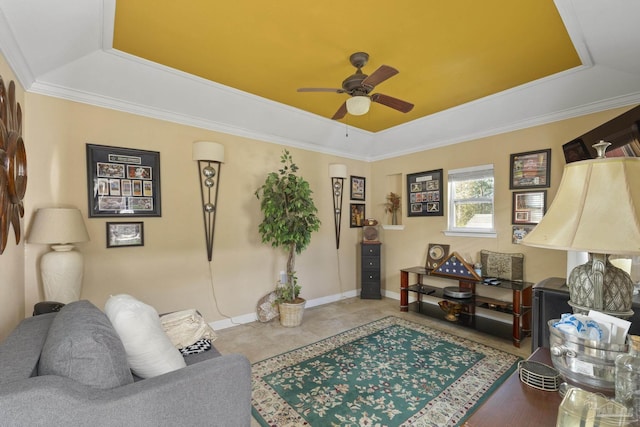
[28,208,90,245]
[192,141,225,162]
[522,157,640,255]
[346,96,371,116]
[329,163,347,178]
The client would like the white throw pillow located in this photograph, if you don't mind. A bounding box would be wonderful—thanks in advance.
[104,294,186,378]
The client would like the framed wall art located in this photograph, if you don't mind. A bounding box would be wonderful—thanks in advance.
[407,169,443,217]
[350,203,365,227]
[562,138,591,163]
[106,222,144,248]
[87,144,161,217]
[512,190,547,225]
[512,225,535,245]
[350,175,365,200]
[509,149,551,189]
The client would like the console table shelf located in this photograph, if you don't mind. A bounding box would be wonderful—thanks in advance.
[400,266,532,347]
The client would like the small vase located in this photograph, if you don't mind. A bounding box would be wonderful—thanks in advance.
[392,211,398,225]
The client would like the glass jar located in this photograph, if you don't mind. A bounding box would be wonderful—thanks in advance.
[615,335,640,422]
[474,262,482,278]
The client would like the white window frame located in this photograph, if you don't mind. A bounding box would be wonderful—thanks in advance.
[444,164,497,238]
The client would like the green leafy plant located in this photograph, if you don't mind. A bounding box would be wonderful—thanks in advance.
[255,150,321,303]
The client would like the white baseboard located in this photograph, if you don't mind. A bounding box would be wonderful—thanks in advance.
[210,289,361,330]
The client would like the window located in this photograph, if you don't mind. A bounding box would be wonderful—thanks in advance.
[445,164,495,237]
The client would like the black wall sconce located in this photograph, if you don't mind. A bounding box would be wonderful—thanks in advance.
[192,141,225,261]
[329,163,347,249]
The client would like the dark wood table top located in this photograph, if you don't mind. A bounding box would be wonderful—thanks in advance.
[463,347,562,427]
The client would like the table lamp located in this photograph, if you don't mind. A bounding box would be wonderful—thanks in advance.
[522,141,640,318]
[27,208,90,303]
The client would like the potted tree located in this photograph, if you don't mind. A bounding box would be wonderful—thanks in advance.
[255,150,321,326]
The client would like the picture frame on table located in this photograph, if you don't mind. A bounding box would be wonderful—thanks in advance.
[407,169,443,217]
[86,144,161,217]
[350,176,366,200]
[106,222,144,248]
[509,149,551,189]
[512,190,547,225]
[350,203,365,228]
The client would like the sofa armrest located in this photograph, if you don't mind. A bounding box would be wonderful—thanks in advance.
[0,353,251,427]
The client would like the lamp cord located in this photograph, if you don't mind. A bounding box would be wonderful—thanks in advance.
[336,248,346,298]
[207,260,240,325]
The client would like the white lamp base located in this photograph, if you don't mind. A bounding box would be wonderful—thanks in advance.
[40,244,84,303]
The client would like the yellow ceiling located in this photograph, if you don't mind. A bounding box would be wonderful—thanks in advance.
[113,1,581,133]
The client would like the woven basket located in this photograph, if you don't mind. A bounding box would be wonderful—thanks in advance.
[278,299,306,327]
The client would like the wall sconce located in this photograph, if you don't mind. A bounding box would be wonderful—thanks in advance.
[27,207,90,303]
[329,163,347,249]
[192,141,225,261]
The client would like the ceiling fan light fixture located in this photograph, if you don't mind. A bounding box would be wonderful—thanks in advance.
[346,96,371,116]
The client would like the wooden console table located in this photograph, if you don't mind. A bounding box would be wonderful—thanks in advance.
[400,266,532,347]
[463,347,562,426]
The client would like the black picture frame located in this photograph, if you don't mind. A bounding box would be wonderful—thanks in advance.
[350,203,365,228]
[407,169,443,217]
[106,222,144,248]
[87,144,161,217]
[512,190,547,225]
[562,138,591,163]
[350,176,365,200]
[509,149,551,189]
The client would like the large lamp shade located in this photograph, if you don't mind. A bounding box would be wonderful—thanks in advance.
[522,149,640,316]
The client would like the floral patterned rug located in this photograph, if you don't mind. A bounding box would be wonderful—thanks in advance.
[251,316,520,426]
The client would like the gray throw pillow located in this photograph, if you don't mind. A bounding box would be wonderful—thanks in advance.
[38,300,133,389]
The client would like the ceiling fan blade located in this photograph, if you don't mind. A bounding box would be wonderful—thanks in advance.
[371,93,414,113]
[297,88,344,93]
[331,102,348,120]
[361,65,398,89]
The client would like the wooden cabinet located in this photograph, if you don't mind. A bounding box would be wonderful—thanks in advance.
[400,266,533,347]
[360,243,382,299]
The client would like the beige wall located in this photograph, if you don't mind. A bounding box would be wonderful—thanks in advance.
[0,54,26,340]
[23,93,368,323]
[369,107,631,298]
[1,47,636,337]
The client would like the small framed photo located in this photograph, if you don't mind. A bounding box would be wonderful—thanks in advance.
[350,176,365,200]
[512,190,547,225]
[512,225,536,244]
[509,149,551,189]
[350,203,365,228]
[106,222,144,248]
[562,138,591,163]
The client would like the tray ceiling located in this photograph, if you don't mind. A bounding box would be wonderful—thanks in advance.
[1,0,640,160]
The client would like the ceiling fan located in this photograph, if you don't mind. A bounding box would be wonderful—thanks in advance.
[297,52,414,120]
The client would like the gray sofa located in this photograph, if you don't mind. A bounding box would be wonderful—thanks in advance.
[0,301,252,426]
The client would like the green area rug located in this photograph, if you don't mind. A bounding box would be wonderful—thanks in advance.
[251,316,520,427]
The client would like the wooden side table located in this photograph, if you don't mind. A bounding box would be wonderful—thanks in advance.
[463,347,562,427]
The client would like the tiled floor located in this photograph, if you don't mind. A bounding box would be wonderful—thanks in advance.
[213,296,532,425]
[214,296,532,362]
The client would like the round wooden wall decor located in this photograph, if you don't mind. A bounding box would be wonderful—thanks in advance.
[0,75,27,254]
